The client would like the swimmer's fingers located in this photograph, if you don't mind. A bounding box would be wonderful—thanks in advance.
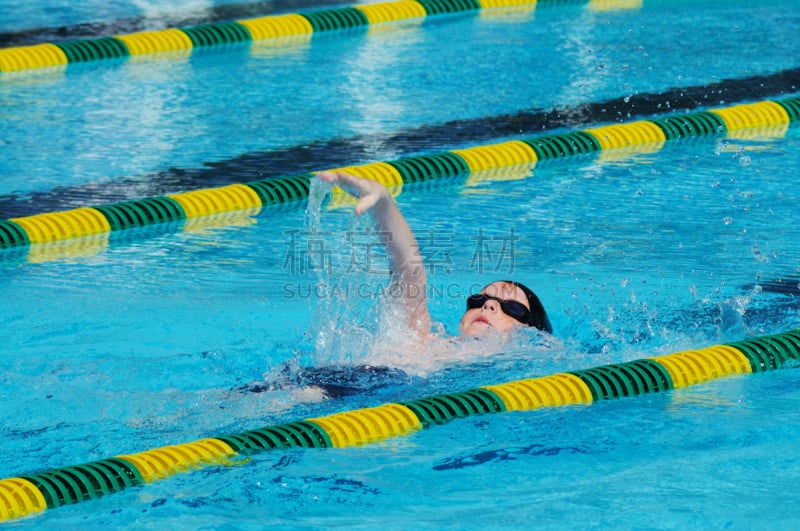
[354,193,381,216]
[316,170,344,186]
[316,171,386,215]
[316,171,364,195]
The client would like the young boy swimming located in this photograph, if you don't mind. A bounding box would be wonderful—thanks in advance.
[240,171,551,400]
[316,170,552,338]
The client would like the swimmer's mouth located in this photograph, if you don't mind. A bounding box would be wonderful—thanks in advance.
[474,316,490,325]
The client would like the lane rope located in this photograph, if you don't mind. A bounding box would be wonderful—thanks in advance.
[1,96,798,257]
[2,328,798,522]
[0,0,643,75]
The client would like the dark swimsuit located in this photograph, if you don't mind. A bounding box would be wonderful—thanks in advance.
[237,364,411,399]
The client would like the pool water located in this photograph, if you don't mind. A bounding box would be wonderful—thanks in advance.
[2,0,800,527]
[1,0,798,210]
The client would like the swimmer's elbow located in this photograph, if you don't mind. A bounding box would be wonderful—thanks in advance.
[393,257,426,284]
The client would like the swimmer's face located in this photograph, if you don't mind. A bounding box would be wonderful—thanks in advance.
[458,281,531,337]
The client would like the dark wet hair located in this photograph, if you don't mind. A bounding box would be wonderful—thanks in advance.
[500,280,553,334]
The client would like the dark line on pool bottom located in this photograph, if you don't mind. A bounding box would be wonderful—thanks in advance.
[0,0,347,47]
[0,67,798,219]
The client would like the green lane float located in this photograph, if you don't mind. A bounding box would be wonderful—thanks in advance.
[1,96,798,252]
[55,37,129,63]
[181,22,254,47]
[301,7,370,32]
[246,173,314,205]
[93,197,186,232]
[388,152,471,183]
[523,131,601,160]
[2,328,799,522]
[780,97,800,121]
[21,458,142,509]
[217,421,332,453]
[650,111,726,140]
[415,0,482,15]
[0,220,29,249]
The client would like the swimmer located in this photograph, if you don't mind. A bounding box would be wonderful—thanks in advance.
[316,170,552,338]
[240,172,551,400]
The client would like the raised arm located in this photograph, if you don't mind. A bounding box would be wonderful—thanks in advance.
[316,171,431,335]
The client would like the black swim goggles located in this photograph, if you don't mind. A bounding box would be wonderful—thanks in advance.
[465,293,531,325]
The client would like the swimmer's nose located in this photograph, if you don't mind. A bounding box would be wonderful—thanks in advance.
[483,299,499,312]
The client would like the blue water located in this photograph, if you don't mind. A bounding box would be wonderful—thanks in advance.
[0,0,797,200]
[2,0,800,528]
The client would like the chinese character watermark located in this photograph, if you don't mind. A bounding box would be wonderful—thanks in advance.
[345,228,392,275]
[417,228,455,274]
[469,227,519,274]
[282,225,520,277]
[282,228,332,276]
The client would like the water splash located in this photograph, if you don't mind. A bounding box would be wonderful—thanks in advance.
[281,176,564,383]
[304,176,332,229]
[302,177,381,366]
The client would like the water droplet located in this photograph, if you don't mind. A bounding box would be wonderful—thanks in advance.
[723,216,733,225]
[624,96,630,103]
[739,155,751,167]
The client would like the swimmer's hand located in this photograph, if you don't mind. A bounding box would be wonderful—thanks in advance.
[316,170,389,216]
[316,170,432,336]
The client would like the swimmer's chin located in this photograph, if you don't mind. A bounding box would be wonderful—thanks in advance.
[459,321,498,338]
[459,320,534,339]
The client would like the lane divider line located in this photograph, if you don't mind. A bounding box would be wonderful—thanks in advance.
[1,327,798,522]
[0,0,638,75]
[1,96,798,254]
